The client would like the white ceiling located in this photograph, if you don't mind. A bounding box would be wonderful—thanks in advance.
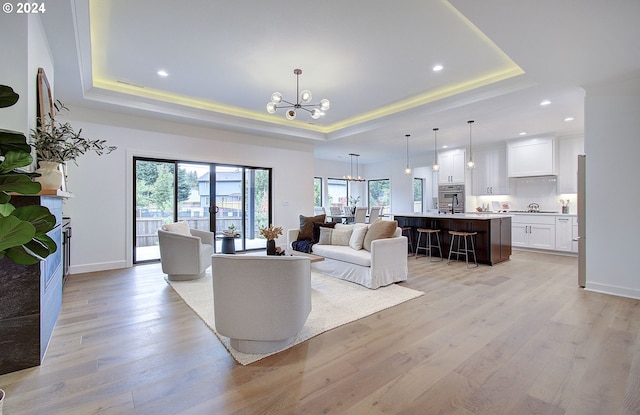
[41,0,640,164]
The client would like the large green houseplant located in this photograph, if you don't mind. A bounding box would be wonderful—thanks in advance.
[0,84,57,265]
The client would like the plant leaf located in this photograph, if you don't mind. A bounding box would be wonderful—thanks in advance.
[4,245,41,265]
[0,174,42,195]
[0,129,31,154]
[12,205,56,234]
[0,149,34,173]
[0,85,19,108]
[0,215,35,252]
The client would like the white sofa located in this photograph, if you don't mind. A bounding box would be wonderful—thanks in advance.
[287,222,408,289]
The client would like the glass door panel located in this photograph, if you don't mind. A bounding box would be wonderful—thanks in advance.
[134,159,175,262]
[244,167,271,250]
[213,165,244,252]
[177,162,211,232]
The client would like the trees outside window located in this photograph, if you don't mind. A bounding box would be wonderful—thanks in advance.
[368,179,390,213]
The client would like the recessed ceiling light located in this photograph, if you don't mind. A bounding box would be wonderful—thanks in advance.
[564,117,574,122]
[442,145,449,149]
[157,70,169,77]
[433,64,443,72]
[540,99,551,106]
[519,132,527,136]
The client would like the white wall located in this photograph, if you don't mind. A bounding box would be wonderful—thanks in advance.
[63,108,315,273]
[583,71,640,299]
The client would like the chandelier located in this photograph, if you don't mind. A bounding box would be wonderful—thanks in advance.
[343,153,365,182]
[404,134,411,175]
[266,68,330,120]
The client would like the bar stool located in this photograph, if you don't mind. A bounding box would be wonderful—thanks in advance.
[415,228,443,261]
[447,231,478,268]
[401,227,414,253]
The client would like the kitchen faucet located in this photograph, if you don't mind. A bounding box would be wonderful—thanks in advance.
[451,194,458,214]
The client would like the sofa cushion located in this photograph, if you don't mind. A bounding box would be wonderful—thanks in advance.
[349,223,369,250]
[331,227,353,246]
[317,227,333,245]
[311,244,372,267]
[363,219,398,251]
[297,214,326,241]
[312,221,336,243]
[161,221,190,235]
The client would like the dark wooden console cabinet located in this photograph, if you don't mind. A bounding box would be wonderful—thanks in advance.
[0,193,67,375]
[394,214,512,265]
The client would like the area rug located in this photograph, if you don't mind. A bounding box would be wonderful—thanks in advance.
[166,270,424,365]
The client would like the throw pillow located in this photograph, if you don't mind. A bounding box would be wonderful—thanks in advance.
[349,223,369,250]
[362,219,398,251]
[331,227,353,246]
[312,221,336,243]
[297,214,326,241]
[317,227,333,245]
[161,221,191,235]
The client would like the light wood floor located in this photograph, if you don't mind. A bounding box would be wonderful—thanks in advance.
[1,251,639,415]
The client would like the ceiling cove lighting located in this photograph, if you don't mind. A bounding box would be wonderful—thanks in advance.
[466,120,475,170]
[404,134,412,175]
[343,153,365,182]
[266,68,330,120]
[432,128,440,172]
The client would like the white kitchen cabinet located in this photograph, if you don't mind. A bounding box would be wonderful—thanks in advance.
[555,216,573,252]
[507,137,556,177]
[472,145,509,195]
[511,214,556,250]
[557,136,584,194]
[438,149,466,184]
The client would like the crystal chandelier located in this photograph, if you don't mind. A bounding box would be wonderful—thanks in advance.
[266,69,330,120]
[343,153,365,182]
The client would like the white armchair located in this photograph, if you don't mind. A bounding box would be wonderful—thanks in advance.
[158,222,214,281]
[212,254,312,354]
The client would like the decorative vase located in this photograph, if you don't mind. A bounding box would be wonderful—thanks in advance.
[266,239,277,255]
[34,161,63,191]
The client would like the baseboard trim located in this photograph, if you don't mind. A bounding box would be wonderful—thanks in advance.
[585,282,640,300]
[70,261,128,275]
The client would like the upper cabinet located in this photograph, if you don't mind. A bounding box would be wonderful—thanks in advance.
[557,136,584,194]
[438,148,466,184]
[472,145,509,195]
[507,137,556,177]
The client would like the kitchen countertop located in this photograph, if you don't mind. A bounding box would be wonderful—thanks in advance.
[392,212,577,219]
[392,212,513,220]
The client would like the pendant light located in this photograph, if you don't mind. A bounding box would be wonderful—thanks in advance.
[466,120,475,170]
[404,134,411,175]
[343,153,365,182]
[432,128,440,172]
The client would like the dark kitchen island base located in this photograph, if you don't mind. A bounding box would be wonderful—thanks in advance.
[393,214,512,265]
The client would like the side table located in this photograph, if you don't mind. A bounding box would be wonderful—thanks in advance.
[218,235,237,254]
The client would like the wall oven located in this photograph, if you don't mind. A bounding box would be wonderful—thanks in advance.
[438,184,465,213]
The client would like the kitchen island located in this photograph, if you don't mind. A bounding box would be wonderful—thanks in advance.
[392,213,512,265]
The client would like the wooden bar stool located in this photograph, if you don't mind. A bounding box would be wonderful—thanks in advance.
[447,231,478,268]
[415,228,442,261]
[401,227,414,253]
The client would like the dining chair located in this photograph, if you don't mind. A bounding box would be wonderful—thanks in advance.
[368,206,381,223]
[353,207,368,223]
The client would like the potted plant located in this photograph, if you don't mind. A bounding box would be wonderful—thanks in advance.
[30,100,116,190]
[0,84,57,265]
[259,224,283,255]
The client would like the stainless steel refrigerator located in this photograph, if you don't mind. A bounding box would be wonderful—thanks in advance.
[577,154,586,287]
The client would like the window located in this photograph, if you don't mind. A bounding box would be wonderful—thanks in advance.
[413,178,424,213]
[314,177,323,208]
[368,179,390,213]
[327,178,348,207]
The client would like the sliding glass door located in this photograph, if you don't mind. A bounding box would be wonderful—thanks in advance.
[134,158,272,263]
